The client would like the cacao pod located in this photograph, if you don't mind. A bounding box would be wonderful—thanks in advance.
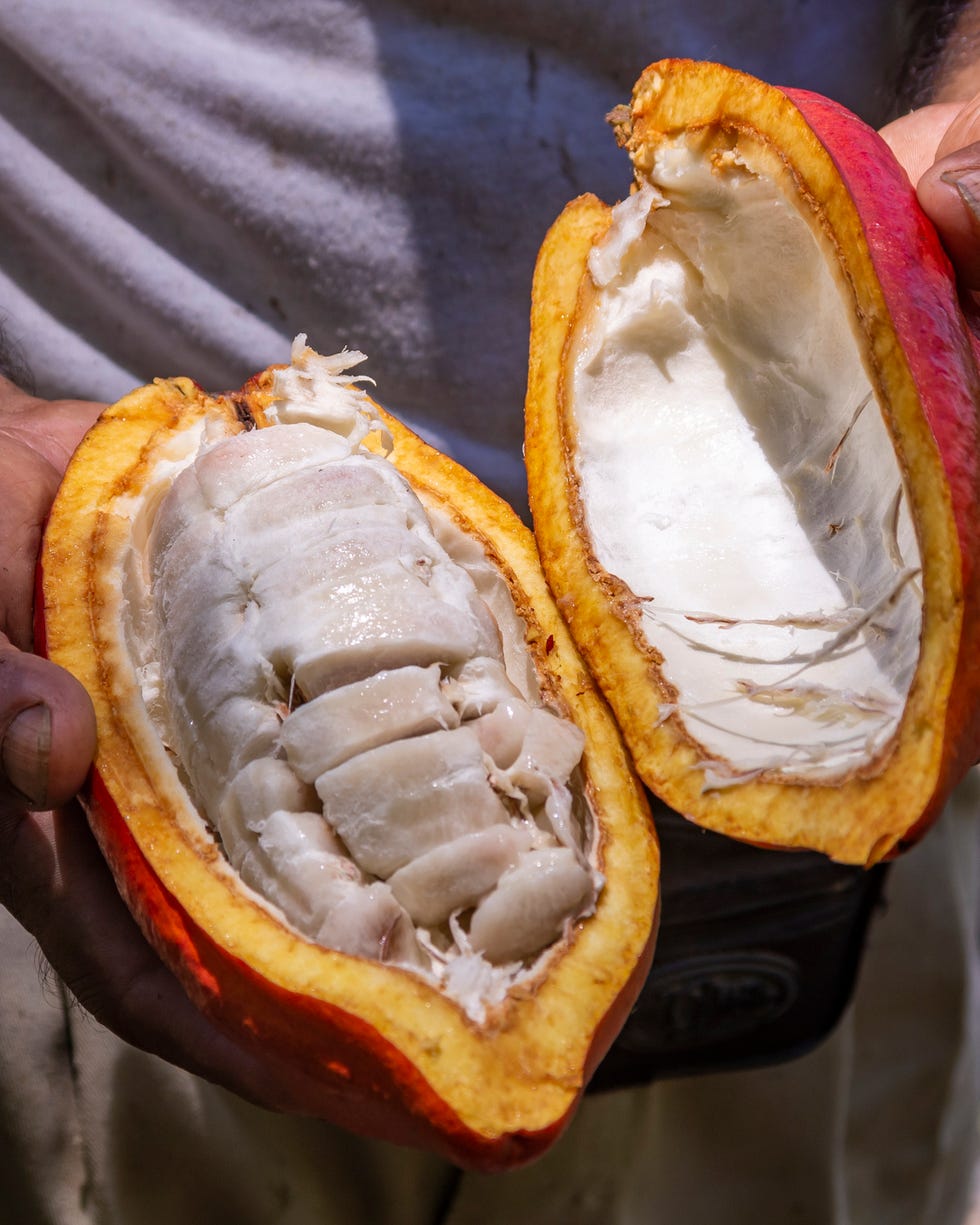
[526,59,980,865]
[39,339,659,1170]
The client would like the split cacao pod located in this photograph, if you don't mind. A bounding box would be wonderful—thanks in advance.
[525,59,980,866]
[38,341,659,1169]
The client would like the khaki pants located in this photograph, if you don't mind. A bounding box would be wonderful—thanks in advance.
[3,772,979,1225]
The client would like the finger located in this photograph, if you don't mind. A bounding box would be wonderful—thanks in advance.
[0,377,104,474]
[879,101,963,185]
[0,639,96,809]
[918,141,980,291]
[912,94,980,291]
[0,433,62,650]
[0,398,104,650]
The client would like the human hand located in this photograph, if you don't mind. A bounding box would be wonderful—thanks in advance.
[0,377,101,807]
[0,377,340,1118]
[880,93,980,290]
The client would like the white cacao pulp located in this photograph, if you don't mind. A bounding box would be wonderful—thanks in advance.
[125,340,600,1020]
[570,137,923,786]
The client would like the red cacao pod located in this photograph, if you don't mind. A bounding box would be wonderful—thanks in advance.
[38,343,659,1169]
[525,59,980,865]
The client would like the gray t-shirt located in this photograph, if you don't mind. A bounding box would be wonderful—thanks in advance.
[0,0,910,506]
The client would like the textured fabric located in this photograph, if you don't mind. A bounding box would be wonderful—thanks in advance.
[0,0,908,507]
[2,780,978,1224]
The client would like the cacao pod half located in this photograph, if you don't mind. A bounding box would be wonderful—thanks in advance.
[39,340,659,1169]
[526,59,980,866]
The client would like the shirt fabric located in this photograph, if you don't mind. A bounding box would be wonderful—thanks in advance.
[0,0,909,505]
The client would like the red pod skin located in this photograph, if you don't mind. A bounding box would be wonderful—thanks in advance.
[784,85,980,840]
[36,376,659,1170]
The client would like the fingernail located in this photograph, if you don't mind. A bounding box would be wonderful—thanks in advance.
[2,704,51,809]
[941,170,980,223]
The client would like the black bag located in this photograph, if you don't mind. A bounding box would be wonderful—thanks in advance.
[592,797,886,1089]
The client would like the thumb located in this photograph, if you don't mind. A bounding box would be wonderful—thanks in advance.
[0,639,97,810]
[913,93,980,291]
